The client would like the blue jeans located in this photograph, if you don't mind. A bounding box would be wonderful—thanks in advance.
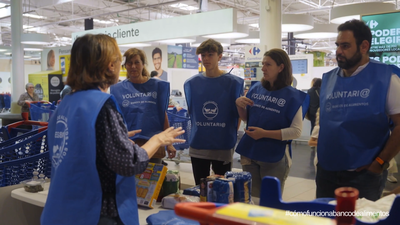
[316,164,387,201]
[241,154,289,198]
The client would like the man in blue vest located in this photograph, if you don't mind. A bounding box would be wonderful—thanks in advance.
[317,19,400,201]
[184,39,244,185]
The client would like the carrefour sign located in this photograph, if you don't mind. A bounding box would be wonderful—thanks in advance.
[245,45,266,62]
[362,11,400,68]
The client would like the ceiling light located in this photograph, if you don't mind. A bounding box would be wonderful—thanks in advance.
[249,23,259,28]
[23,25,34,29]
[24,47,44,51]
[4,52,11,55]
[191,37,231,47]
[157,38,196,44]
[24,55,32,58]
[0,49,7,52]
[282,14,314,32]
[235,31,259,44]
[23,14,47,19]
[119,43,152,47]
[203,24,249,39]
[21,33,52,45]
[170,3,198,11]
[294,24,338,39]
[331,2,395,24]
[93,19,118,24]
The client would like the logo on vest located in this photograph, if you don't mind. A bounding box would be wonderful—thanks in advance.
[202,101,218,120]
[326,102,332,112]
[122,100,130,107]
[251,93,286,107]
[326,88,370,100]
[152,92,157,99]
[52,115,69,169]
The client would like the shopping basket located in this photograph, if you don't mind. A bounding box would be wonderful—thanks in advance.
[28,101,57,122]
[0,130,50,187]
[1,120,48,141]
[167,110,191,150]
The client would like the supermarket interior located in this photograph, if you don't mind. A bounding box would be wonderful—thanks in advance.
[1,0,400,225]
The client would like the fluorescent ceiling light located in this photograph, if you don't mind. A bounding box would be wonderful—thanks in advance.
[157,38,196,44]
[203,24,249,39]
[0,49,7,52]
[330,2,395,24]
[294,24,338,39]
[23,25,34,29]
[4,52,11,55]
[21,33,52,45]
[93,19,118,24]
[24,55,32,58]
[235,31,259,44]
[170,3,198,11]
[282,14,314,32]
[119,43,151,47]
[249,23,259,28]
[24,47,43,51]
[23,14,47,19]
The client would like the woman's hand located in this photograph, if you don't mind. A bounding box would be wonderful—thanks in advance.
[128,129,142,138]
[155,127,185,146]
[166,145,177,158]
[236,96,253,109]
[245,126,266,140]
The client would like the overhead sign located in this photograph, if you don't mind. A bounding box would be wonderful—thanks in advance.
[244,45,266,62]
[72,8,237,45]
[362,11,400,68]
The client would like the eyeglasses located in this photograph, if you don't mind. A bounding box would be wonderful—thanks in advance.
[28,87,34,89]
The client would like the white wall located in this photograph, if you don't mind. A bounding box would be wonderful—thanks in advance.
[167,68,198,98]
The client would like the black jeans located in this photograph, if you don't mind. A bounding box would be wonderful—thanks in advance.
[316,164,387,201]
[191,157,232,185]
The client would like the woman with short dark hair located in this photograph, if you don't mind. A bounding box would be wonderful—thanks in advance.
[41,34,184,225]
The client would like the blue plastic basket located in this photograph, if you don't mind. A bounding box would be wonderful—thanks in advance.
[167,111,191,150]
[0,130,50,187]
[29,102,56,122]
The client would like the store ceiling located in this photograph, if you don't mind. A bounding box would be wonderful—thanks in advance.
[0,0,399,55]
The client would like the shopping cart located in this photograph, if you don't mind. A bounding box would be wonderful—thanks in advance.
[167,108,191,165]
[28,101,57,122]
[0,130,50,187]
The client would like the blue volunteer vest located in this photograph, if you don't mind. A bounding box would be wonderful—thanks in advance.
[235,83,307,163]
[318,60,395,171]
[41,89,139,225]
[184,73,244,150]
[111,78,170,140]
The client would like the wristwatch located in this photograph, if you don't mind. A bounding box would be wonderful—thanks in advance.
[375,157,390,170]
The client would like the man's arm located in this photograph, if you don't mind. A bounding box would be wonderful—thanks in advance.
[368,113,400,174]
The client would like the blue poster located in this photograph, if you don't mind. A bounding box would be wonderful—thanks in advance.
[182,47,199,69]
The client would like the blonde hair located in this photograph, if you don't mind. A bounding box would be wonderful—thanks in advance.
[123,48,149,78]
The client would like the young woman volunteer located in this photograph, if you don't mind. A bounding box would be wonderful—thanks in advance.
[41,34,185,225]
[235,48,308,197]
[110,48,176,164]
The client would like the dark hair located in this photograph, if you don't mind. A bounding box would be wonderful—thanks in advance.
[312,78,322,88]
[152,47,162,58]
[150,71,158,77]
[67,34,121,91]
[338,19,372,53]
[123,48,149,78]
[196,39,223,55]
[261,48,293,91]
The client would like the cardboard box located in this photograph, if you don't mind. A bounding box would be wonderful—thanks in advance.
[135,163,167,208]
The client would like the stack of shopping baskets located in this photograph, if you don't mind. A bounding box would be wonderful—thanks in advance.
[167,108,191,164]
[0,102,55,187]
